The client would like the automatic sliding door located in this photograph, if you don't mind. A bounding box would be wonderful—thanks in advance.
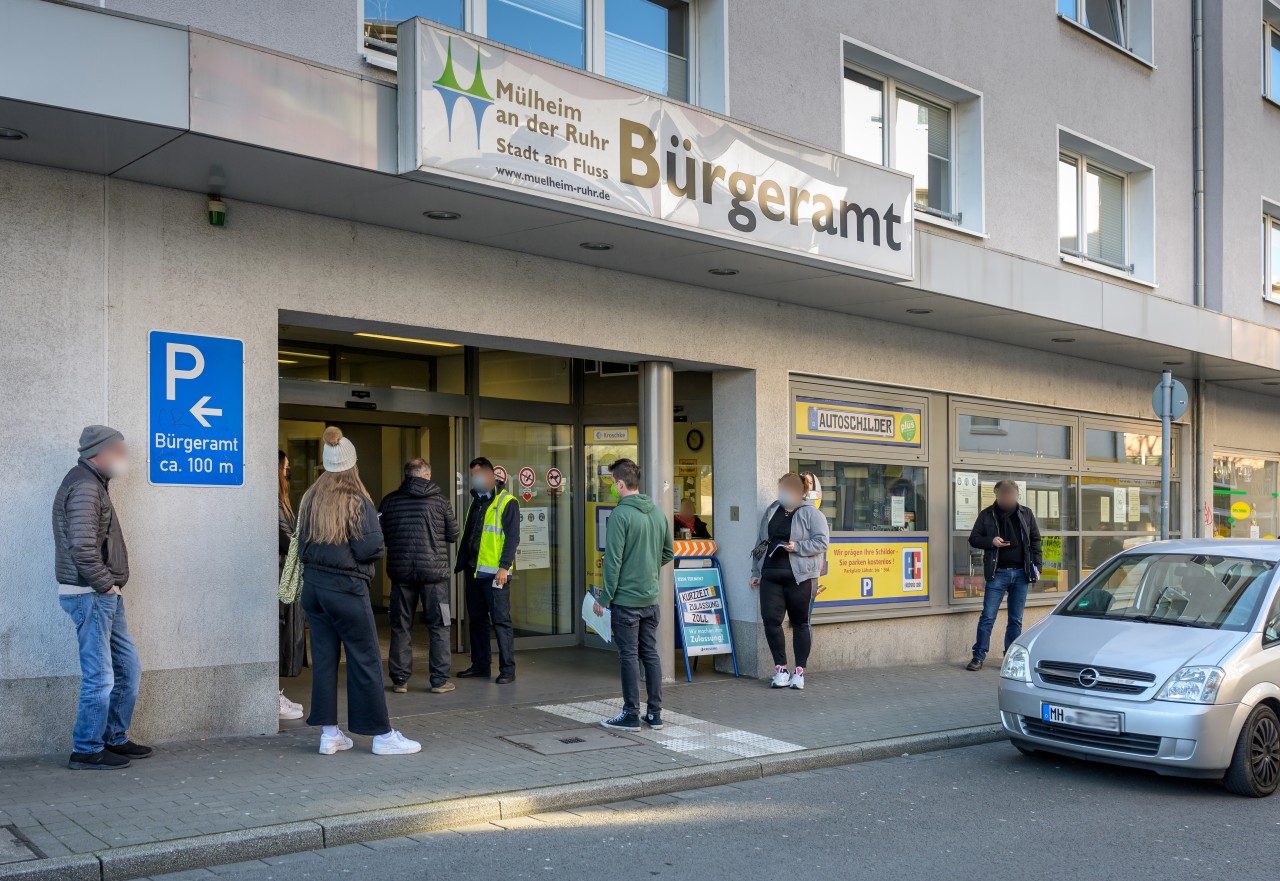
[478,419,574,643]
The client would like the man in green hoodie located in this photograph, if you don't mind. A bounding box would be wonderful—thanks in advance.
[596,458,674,732]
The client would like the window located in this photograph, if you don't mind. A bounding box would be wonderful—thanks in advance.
[1267,22,1280,102]
[1213,454,1280,539]
[958,413,1072,460]
[1266,213,1280,301]
[364,1,693,102]
[1085,428,1169,468]
[364,1,463,45]
[843,69,955,221]
[791,459,928,533]
[1057,0,1153,63]
[1059,151,1127,272]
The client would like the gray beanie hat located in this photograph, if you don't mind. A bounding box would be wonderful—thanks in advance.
[79,425,124,459]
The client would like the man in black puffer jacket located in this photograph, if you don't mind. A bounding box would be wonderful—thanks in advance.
[52,426,152,770]
[379,459,460,694]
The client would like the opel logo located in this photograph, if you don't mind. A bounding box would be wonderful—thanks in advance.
[1078,667,1100,688]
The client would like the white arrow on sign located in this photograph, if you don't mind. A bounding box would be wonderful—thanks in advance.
[190,395,223,428]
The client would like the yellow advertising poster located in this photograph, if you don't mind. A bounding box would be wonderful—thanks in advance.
[793,396,922,448]
[815,538,929,608]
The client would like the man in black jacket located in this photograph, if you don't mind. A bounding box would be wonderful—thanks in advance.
[52,426,151,770]
[966,479,1042,671]
[380,459,459,694]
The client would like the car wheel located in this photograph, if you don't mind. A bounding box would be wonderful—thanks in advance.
[1224,705,1280,798]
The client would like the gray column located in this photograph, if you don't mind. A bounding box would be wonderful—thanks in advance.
[639,361,675,683]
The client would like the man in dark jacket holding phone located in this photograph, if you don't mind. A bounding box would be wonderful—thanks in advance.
[52,426,151,770]
[380,459,459,695]
[966,479,1042,671]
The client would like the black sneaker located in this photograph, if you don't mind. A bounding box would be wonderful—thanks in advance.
[68,749,131,770]
[106,740,154,759]
[965,657,984,671]
[456,667,490,679]
[642,711,664,731]
[601,711,640,731]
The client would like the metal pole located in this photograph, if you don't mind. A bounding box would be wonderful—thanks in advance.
[639,361,675,682]
[1191,0,1205,307]
[1161,370,1172,540]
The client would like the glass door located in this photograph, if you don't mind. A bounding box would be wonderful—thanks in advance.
[477,419,575,646]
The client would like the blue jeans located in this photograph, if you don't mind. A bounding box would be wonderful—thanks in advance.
[59,593,141,754]
[610,604,662,716]
[972,568,1029,661]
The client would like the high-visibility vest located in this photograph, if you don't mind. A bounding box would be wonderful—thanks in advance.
[468,490,517,577]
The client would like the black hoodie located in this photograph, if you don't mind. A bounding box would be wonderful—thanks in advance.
[379,477,460,584]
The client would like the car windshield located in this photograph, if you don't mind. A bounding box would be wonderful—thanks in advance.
[1059,553,1275,631]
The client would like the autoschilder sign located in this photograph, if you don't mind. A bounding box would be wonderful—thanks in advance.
[398,20,914,281]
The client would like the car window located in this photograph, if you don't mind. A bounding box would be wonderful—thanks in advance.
[1265,592,1280,647]
[1059,553,1275,632]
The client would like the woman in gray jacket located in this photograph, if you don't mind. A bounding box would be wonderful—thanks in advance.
[749,472,830,690]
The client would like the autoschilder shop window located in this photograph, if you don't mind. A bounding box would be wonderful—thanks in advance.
[790,379,935,619]
[950,400,1180,606]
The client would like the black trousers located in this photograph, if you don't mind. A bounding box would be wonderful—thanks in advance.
[760,570,815,669]
[465,572,515,676]
[279,598,306,678]
[611,603,662,716]
[301,581,391,736]
[388,580,452,688]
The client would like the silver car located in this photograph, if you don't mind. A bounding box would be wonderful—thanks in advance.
[998,539,1280,797]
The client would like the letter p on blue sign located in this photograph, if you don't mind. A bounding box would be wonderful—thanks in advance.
[860,577,873,597]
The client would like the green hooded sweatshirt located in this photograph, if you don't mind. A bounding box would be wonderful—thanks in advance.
[601,493,674,608]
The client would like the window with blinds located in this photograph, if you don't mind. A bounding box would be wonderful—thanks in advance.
[842,69,957,223]
[1059,151,1128,273]
[1268,25,1280,102]
[1267,215,1280,302]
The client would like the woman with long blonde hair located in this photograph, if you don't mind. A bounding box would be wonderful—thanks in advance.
[297,427,420,756]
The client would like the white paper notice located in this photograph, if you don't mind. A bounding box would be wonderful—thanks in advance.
[1113,488,1127,524]
[515,507,550,570]
[955,472,980,529]
[1016,481,1028,502]
[1127,487,1141,523]
[1048,493,1060,520]
[1251,524,1261,539]
[581,593,612,643]
[980,481,996,510]
[1035,491,1048,519]
[1101,496,1111,522]
[891,495,906,527]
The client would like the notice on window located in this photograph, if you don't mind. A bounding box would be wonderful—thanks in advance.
[1100,496,1111,522]
[515,507,550,570]
[1048,492,1060,520]
[891,495,906,528]
[954,472,980,529]
[1127,487,1141,523]
[1016,480,1027,502]
[980,480,997,511]
[1112,487,1127,524]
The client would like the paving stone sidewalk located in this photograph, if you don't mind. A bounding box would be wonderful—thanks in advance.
[0,663,1002,869]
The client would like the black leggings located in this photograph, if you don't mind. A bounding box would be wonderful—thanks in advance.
[759,570,815,669]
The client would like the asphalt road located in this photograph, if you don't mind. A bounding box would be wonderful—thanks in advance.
[149,742,1279,881]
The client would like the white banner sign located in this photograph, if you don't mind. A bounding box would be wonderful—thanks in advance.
[399,21,914,281]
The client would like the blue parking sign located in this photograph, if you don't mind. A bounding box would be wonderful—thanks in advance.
[148,331,245,486]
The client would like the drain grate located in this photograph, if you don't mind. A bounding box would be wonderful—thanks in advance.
[0,825,44,866]
[501,727,641,755]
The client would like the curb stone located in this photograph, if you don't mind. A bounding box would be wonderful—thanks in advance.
[0,724,1005,881]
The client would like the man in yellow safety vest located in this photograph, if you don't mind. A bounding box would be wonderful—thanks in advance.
[455,456,521,684]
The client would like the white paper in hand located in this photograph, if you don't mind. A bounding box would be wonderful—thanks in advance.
[581,593,612,643]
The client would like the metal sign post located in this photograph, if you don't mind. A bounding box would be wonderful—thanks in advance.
[1152,371,1189,541]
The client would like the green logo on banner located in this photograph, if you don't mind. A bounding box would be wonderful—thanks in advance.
[899,414,917,442]
[432,37,494,148]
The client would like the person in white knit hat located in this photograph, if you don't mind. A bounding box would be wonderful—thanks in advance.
[295,426,421,756]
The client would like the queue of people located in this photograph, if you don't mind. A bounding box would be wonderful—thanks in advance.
[55,417,1047,768]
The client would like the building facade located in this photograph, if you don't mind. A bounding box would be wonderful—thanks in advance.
[2,0,1280,758]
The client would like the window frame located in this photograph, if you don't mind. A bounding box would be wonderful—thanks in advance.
[1056,0,1154,66]
[842,64,960,226]
[1058,148,1132,275]
[1265,209,1280,304]
[1266,19,1280,105]
[360,0,697,103]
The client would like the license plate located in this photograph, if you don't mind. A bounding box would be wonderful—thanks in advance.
[1041,702,1122,733]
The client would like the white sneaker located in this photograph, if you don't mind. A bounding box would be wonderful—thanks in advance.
[770,666,791,688]
[278,691,304,720]
[372,729,422,756]
[318,730,353,755]
[790,668,805,690]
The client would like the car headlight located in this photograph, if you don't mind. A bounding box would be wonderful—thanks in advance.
[1001,644,1031,682]
[1156,666,1225,704]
